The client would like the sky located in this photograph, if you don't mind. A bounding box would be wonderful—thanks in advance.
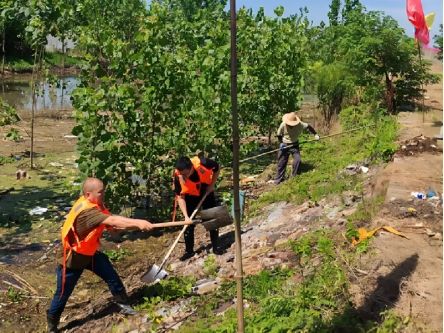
[234,0,443,44]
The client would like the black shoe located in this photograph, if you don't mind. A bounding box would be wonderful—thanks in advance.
[179,251,195,261]
[46,312,60,333]
[212,247,225,255]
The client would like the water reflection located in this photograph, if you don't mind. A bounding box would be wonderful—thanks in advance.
[0,76,79,112]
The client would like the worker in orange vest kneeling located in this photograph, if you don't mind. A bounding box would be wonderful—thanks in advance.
[46,177,153,333]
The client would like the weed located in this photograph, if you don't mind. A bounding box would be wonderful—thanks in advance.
[375,310,410,333]
[135,276,195,312]
[0,155,15,165]
[103,248,130,262]
[4,128,22,142]
[7,287,23,302]
[203,254,218,277]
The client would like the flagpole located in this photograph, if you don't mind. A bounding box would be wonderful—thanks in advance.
[416,41,425,123]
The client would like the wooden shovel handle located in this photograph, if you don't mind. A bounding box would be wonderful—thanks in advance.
[152,221,194,228]
[156,191,211,270]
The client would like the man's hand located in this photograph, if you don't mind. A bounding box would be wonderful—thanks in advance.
[184,216,192,224]
[279,143,286,151]
[314,134,320,141]
[138,220,154,231]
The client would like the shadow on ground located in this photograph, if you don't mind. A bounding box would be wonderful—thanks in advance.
[329,254,419,332]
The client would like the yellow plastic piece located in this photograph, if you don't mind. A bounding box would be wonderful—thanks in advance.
[352,226,408,246]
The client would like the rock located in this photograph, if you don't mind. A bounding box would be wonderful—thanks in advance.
[326,207,341,220]
[288,229,304,240]
[260,202,290,230]
[274,238,289,247]
[432,233,442,240]
[342,191,361,207]
[302,206,323,223]
[261,257,282,269]
[192,279,219,295]
[341,207,357,217]
[266,233,282,246]
[425,228,436,237]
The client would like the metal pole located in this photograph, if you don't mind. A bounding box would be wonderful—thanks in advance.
[230,0,245,332]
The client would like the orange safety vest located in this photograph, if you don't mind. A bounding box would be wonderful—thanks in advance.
[59,196,110,297]
[174,156,214,196]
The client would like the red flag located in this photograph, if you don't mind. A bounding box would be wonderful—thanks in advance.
[406,0,429,45]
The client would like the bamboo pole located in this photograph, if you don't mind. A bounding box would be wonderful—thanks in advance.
[230,0,245,331]
[30,49,39,169]
[236,125,375,165]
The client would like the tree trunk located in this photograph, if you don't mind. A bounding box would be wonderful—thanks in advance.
[30,50,39,169]
[60,37,65,116]
[385,72,395,114]
[1,25,5,75]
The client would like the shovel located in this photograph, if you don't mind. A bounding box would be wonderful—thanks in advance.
[141,192,210,284]
[200,205,233,231]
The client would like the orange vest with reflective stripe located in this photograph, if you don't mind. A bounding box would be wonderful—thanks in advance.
[61,196,110,256]
[174,156,214,196]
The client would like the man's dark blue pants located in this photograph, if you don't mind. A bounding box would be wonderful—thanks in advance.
[47,251,126,319]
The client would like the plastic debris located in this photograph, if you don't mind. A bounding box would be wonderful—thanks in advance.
[360,166,369,174]
[352,226,408,246]
[426,188,437,198]
[411,192,426,200]
[29,207,48,216]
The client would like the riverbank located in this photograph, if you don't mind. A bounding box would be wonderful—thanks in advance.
[0,52,83,76]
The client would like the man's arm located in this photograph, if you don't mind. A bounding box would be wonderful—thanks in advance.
[102,215,153,231]
[306,124,317,135]
[176,195,191,222]
[306,124,320,140]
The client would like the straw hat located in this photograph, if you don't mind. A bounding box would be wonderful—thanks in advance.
[282,112,301,127]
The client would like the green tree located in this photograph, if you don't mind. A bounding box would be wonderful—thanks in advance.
[328,0,340,26]
[316,62,353,125]
[72,1,308,210]
[434,24,443,60]
[310,7,439,116]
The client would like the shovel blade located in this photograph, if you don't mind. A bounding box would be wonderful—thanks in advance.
[141,264,168,283]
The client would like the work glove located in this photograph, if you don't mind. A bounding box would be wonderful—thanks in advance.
[314,134,320,141]
[279,143,286,151]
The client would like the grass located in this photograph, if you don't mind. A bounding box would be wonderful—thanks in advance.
[248,106,398,215]
[173,107,403,332]
[178,231,363,333]
[2,52,83,73]
[0,152,80,241]
[176,229,422,333]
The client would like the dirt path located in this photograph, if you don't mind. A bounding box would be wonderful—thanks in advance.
[354,60,443,331]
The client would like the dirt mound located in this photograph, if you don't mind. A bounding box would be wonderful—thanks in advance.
[395,135,442,157]
[383,198,443,233]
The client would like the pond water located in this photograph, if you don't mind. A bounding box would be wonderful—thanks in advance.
[0,75,79,113]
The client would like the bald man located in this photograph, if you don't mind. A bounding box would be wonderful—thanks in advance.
[47,178,153,333]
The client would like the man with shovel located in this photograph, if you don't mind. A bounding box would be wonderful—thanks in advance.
[46,177,154,333]
[275,111,320,184]
[174,155,223,260]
